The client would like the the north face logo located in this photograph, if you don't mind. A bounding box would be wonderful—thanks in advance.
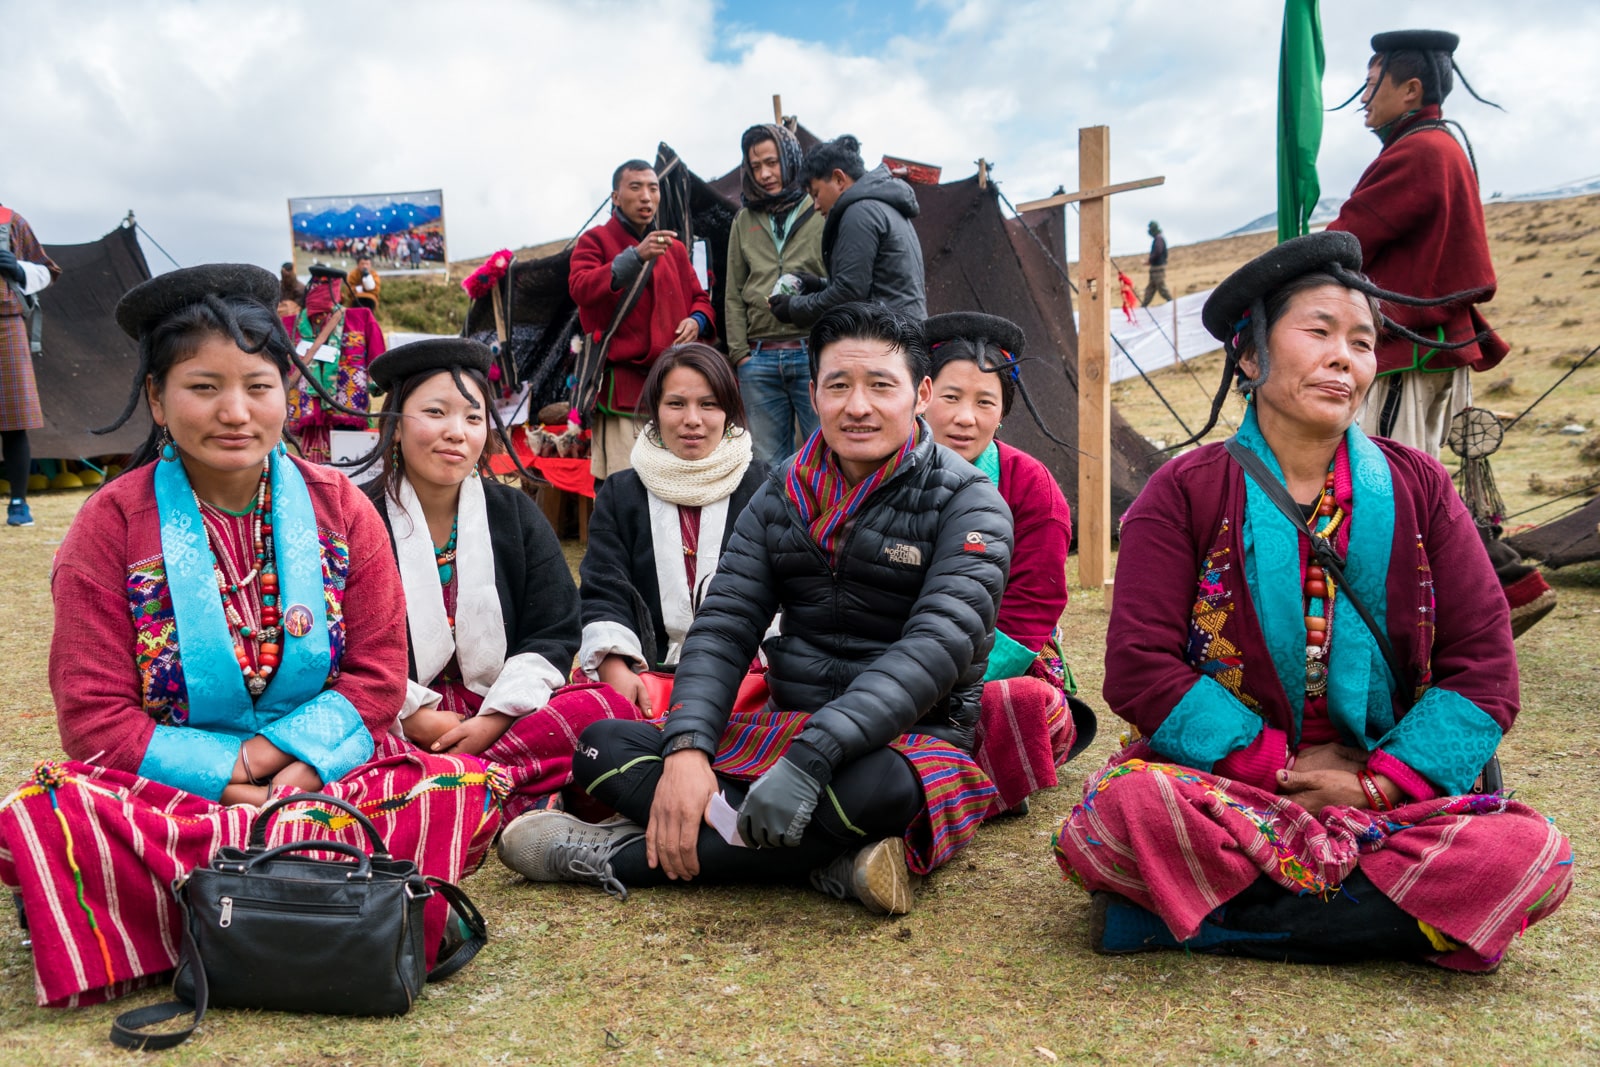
[883,542,923,566]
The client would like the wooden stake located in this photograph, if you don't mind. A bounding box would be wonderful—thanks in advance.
[977,159,989,189]
[1077,126,1113,592]
[772,94,783,124]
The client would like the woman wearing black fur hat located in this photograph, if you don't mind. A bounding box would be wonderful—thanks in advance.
[922,312,1095,816]
[359,338,644,824]
[1052,232,1570,971]
[0,266,497,1006]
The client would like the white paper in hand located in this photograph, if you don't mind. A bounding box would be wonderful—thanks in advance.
[707,791,751,848]
[312,345,338,363]
[295,339,312,356]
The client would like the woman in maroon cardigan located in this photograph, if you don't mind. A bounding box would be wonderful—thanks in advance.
[0,266,498,1007]
[1052,233,1570,970]
[922,312,1092,816]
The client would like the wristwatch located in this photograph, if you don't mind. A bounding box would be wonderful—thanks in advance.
[666,734,704,756]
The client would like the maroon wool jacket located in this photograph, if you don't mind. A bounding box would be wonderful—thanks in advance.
[1327,105,1510,375]
[568,213,715,414]
[1105,439,1518,778]
[994,441,1072,650]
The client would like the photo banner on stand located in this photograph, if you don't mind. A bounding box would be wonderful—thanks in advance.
[288,189,448,277]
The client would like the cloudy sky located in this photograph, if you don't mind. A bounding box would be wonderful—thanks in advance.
[10,0,1598,272]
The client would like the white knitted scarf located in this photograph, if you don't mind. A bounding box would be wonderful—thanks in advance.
[629,424,754,506]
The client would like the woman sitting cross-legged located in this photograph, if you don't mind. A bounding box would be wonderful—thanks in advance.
[1052,232,1571,969]
[359,337,642,821]
[921,312,1097,816]
[572,342,768,714]
[0,267,500,1008]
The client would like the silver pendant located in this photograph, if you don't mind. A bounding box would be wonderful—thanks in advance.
[247,676,268,697]
[1305,659,1328,697]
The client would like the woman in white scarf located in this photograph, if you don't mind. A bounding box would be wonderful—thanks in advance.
[579,343,768,712]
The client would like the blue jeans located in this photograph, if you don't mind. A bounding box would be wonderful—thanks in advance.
[737,341,817,467]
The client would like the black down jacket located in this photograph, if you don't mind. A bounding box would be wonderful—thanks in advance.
[662,425,1013,771]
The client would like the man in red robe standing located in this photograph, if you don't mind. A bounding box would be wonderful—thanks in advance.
[569,160,715,481]
[1328,29,1554,636]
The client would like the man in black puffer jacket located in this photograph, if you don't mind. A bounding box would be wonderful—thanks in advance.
[500,303,1012,914]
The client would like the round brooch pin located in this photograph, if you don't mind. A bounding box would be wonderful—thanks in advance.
[283,604,314,638]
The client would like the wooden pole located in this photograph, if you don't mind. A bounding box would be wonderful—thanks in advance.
[977,159,989,189]
[1077,126,1113,594]
[772,94,783,124]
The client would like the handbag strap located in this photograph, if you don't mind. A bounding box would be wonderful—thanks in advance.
[248,791,391,856]
[425,877,489,983]
[109,899,208,1051]
[1222,436,1416,709]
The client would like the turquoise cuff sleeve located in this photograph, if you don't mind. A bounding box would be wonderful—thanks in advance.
[1148,675,1265,773]
[139,725,243,802]
[983,629,1037,682]
[257,691,373,786]
[1378,687,1503,797]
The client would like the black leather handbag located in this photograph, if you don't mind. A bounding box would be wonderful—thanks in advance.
[110,792,486,1051]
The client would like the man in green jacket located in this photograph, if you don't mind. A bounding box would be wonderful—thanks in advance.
[725,123,827,466]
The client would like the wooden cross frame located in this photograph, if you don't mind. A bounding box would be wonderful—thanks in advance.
[1016,127,1163,598]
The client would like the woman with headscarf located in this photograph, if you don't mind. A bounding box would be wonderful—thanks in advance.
[283,264,386,463]
[359,337,641,821]
[725,123,828,466]
[921,312,1096,817]
[0,266,498,1008]
[1052,233,1571,970]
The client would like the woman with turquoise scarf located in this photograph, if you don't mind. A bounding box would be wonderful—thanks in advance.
[1053,232,1570,970]
[922,312,1095,817]
[0,266,498,1007]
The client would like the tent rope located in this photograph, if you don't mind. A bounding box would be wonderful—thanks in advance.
[1500,340,1600,434]
[122,212,182,270]
[1505,480,1600,522]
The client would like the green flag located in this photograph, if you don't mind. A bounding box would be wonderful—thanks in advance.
[1277,0,1325,243]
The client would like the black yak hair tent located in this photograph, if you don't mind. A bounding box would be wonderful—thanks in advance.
[30,222,153,458]
[1506,497,1600,568]
[465,135,1163,519]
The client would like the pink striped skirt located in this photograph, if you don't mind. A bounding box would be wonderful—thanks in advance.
[974,676,1075,815]
[0,735,501,1007]
[1054,755,1573,971]
[471,682,644,820]
[711,709,996,875]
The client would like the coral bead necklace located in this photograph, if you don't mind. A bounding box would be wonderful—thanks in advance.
[436,516,458,630]
[1303,465,1347,698]
[194,461,280,697]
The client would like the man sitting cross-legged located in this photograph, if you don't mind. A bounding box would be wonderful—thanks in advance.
[497,302,1013,913]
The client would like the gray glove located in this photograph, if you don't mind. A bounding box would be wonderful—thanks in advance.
[0,249,23,286]
[737,756,824,848]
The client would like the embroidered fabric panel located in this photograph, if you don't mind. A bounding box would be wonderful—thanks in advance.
[127,556,189,725]
[124,528,351,723]
[287,337,373,431]
[1184,522,1257,709]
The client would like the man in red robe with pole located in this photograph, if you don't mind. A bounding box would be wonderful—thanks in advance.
[1327,28,1554,636]
[569,160,715,481]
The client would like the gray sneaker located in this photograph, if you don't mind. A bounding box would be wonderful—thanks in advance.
[496,810,645,900]
[808,837,917,915]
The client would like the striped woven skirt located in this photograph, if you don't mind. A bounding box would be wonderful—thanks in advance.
[1053,755,1573,971]
[711,709,996,876]
[0,734,501,1007]
[0,314,42,432]
[476,681,644,819]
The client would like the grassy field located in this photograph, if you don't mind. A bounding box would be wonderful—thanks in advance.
[2,199,1598,1065]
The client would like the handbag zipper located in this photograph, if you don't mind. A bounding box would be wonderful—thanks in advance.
[216,895,361,927]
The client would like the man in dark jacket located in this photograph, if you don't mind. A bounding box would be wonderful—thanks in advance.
[769,136,927,327]
[499,303,1012,914]
[1141,220,1171,307]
